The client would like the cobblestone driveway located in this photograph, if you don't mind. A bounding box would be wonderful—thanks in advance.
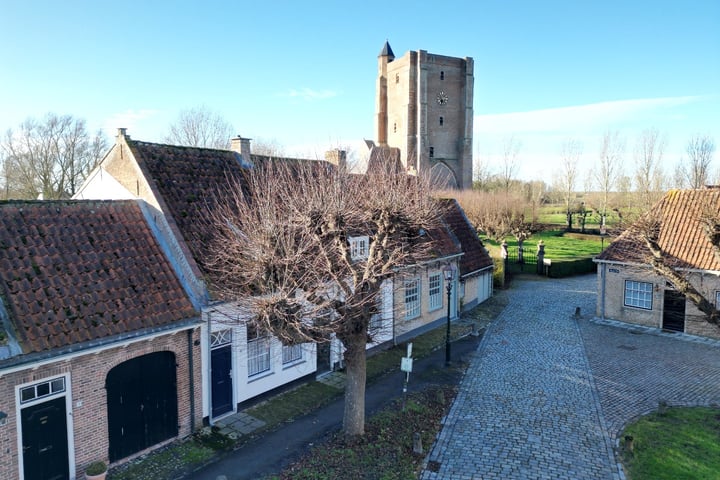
[422,275,720,480]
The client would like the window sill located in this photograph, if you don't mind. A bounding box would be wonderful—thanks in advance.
[282,359,305,370]
[248,370,274,383]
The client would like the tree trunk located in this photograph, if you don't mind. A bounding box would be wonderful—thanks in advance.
[342,335,367,436]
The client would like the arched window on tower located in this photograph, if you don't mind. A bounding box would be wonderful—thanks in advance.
[396,73,399,83]
[440,71,445,80]
[439,116,444,126]
[429,147,434,158]
[393,122,397,133]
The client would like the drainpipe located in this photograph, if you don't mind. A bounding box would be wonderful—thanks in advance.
[187,328,195,432]
[207,310,213,424]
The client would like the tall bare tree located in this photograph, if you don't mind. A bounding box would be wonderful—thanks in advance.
[681,134,716,189]
[165,106,234,149]
[499,135,521,194]
[634,128,666,209]
[594,130,625,227]
[1,114,107,199]
[558,139,581,229]
[205,161,441,436]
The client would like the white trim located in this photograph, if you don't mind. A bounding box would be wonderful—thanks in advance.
[16,372,75,480]
[0,323,198,377]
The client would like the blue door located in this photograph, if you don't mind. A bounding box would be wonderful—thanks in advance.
[211,345,233,417]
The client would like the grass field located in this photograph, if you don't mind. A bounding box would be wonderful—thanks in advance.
[621,407,720,480]
[483,230,606,260]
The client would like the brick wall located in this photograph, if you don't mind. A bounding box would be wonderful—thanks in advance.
[0,326,202,479]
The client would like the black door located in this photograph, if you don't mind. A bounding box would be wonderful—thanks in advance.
[21,397,69,480]
[107,351,178,462]
[663,290,686,332]
[316,341,331,375]
[211,345,233,417]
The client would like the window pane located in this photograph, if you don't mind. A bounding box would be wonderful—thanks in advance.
[624,280,653,309]
[405,279,420,319]
[429,274,442,310]
[20,387,35,403]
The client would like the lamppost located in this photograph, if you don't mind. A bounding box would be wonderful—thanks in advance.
[443,264,455,366]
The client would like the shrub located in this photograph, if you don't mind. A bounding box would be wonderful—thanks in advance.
[86,461,107,475]
[546,256,596,278]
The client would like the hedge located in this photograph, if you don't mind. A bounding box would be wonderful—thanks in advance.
[546,256,597,278]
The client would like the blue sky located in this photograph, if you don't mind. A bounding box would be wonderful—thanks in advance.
[1,0,718,183]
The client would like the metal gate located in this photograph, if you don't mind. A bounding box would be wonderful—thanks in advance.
[106,351,178,462]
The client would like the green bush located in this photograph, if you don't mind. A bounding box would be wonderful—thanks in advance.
[492,257,505,288]
[546,256,596,278]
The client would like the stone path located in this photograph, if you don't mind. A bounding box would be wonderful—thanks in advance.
[422,274,720,480]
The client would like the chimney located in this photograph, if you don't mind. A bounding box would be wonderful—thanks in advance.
[230,135,252,163]
[324,149,347,170]
[117,128,129,141]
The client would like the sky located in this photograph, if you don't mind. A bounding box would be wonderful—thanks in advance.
[1,0,718,184]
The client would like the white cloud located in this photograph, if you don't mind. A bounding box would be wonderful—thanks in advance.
[281,88,338,101]
[475,96,703,135]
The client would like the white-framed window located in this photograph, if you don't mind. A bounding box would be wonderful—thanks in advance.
[404,278,420,320]
[19,377,66,404]
[349,236,369,261]
[248,336,271,376]
[624,280,653,309]
[716,291,720,307]
[211,329,232,348]
[282,344,303,364]
[428,273,443,311]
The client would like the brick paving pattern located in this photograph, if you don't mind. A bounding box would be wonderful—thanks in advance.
[423,274,720,479]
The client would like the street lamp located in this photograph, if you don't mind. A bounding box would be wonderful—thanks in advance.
[443,264,455,366]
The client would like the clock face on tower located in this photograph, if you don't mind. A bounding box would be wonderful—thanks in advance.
[436,91,448,105]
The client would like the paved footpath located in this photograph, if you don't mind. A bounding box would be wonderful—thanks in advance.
[423,274,720,480]
[423,275,616,480]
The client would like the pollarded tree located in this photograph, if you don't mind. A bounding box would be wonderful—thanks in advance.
[205,161,442,436]
[558,139,581,229]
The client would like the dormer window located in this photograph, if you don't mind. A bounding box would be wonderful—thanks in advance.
[349,236,369,261]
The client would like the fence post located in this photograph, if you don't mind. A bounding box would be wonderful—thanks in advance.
[501,241,508,283]
[536,241,545,275]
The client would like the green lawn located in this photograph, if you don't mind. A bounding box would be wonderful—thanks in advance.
[621,407,720,480]
[484,230,605,260]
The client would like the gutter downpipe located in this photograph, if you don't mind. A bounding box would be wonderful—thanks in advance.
[207,310,213,424]
[187,328,195,432]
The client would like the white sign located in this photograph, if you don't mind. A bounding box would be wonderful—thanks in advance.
[401,357,413,372]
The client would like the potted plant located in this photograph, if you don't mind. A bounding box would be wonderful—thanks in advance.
[85,460,107,480]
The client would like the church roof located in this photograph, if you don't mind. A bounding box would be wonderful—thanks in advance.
[379,40,395,60]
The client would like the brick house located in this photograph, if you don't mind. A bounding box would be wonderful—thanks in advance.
[595,188,720,339]
[0,200,201,480]
[76,130,493,411]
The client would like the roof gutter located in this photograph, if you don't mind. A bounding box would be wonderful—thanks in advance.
[0,317,202,376]
[461,264,494,279]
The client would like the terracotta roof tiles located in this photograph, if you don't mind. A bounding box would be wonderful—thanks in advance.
[0,200,198,354]
[440,198,494,276]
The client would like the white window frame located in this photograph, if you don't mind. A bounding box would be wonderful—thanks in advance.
[404,278,421,320]
[428,273,443,311]
[282,344,303,364]
[349,236,369,261]
[248,336,271,377]
[624,280,653,310]
[716,291,720,308]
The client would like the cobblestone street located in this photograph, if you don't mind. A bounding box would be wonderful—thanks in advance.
[423,274,720,480]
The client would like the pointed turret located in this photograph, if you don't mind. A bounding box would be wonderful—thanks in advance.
[379,40,395,61]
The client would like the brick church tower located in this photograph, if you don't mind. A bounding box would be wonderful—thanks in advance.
[375,41,474,189]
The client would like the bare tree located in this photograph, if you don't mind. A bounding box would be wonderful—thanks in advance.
[634,128,666,209]
[453,190,533,243]
[205,161,441,436]
[165,106,234,149]
[594,130,625,227]
[251,137,286,157]
[559,139,581,229]
[681,134,716,189]
[473,153,492,191]
[499,136,521,194]
[1,114,107,199]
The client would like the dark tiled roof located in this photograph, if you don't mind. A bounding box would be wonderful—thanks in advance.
[440,199,494,276]
[379,40,395,60]
[0,200,197,354]
[597,189,720,271]
[128,140,248,272]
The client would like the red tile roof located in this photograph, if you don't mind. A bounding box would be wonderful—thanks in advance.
[597,188,720,271]
[440,199,494,276]
[0,200,198,354]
